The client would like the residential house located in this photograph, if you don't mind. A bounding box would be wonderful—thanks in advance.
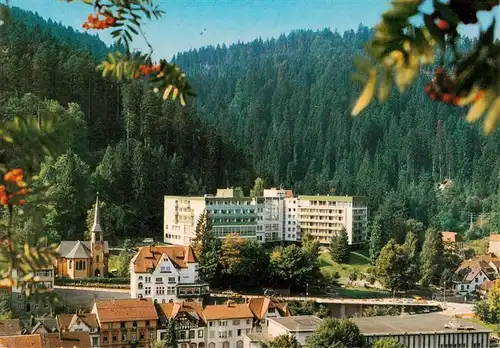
[157,301,206,348]
[57,311,100,348]
[10,266,54,317]
[30,318,57,334]
[54,194,109,279]
[92,298,158,348]
[203,303,254,348]
[264,316,323,346]
[0,319,21,336]
[454,259,495,295]
[247,297,289,334]
[479,279,500,298]
[129,245,209,303]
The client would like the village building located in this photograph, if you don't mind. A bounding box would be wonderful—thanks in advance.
[203,303,254,348]
[92,298,158,348]
[249,316,322,347]
[129,245,209,303]
[10,266,54,317]
[454,258,495,295]
[157,301,206,347]
[57,311,100,347]
[54,194,109,279]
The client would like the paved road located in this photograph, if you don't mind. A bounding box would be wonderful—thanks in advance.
[439,302,475,316]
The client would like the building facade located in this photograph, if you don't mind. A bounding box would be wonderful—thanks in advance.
[92,298,158,348]
[57,312,100,348]
[54,194,109,279]
[11,266,54,317]
[164,188,368,246]
[129,245,209,303]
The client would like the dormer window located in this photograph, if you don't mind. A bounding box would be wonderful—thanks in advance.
[138,276,143,281]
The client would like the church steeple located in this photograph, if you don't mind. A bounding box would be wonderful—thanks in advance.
[91,193,103,243]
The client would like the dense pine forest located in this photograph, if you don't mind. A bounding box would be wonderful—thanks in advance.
[1,7,500,246]
[0,6,251,244]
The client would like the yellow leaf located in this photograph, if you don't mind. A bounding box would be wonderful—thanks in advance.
[455,86,480,107]
[484,97,500,135]
[466,90,493,123]
[352,69,377,116]
[2,135,13,143]
[172,87,179,101]
[163,85,173,100]
[180,93,186,106]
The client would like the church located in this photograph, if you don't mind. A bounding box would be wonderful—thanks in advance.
[54,194,109,279]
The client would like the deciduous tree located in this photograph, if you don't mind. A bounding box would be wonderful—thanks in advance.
[305,318,365,348]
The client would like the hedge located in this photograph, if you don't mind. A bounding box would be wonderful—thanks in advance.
[55,277,130,288]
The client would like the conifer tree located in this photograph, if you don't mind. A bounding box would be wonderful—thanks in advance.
[369,221,384,263]
[420,229,445,286]
[328,228,349,263]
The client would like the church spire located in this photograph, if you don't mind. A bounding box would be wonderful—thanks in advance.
[91,192,102,233]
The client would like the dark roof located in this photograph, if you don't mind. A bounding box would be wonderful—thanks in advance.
[56,241,109,258]
[352,313,491,335]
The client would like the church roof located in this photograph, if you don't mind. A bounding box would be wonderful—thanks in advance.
[56,241,109,258]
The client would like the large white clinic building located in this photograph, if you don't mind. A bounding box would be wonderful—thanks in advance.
[164,188,368,246]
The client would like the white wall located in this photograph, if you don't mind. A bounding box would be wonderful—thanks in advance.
[164,197,206,245]
[206,318,253,348]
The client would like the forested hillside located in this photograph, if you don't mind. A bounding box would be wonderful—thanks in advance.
[0,7,251,244]
[174,27,500,241]
[3,6,500,247]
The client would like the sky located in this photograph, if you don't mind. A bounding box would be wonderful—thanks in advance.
[10,0,500,60]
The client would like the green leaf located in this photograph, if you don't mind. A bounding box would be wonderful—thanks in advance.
[127,25,139,35]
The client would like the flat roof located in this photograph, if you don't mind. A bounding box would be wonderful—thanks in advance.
[298,195,366,202]
[352,313,491,335]
[269,315,323,332]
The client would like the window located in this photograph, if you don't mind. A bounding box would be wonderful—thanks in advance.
[149,332,155,340]
[180,331,186,340]
[103,333,109,343]
[139,332,145,340]
[168,277,176,283]
[476,277,479,283]
[209,321,213,327]
[145,287,151,295]
[218,331,227,338]
[92,336,99,347]
[189,330,195,339]
[131,332,136,343]
[155,277,163,284]
[34,303,39,309]
[138,282,143,289]
[112,334,117,343]
[233,320,240,325]
[219,320,227,327]
[44,303,49,309]
[237,329,241,336]
[121,333,127,342]
[246,319,251,325]
[198,329,204,338]
[120,322,125,329]
[145,277,151,283]
[69,260,72,269]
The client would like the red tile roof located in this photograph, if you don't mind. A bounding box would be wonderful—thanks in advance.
[41,332,91,348]
[203,303,254,320]
[94,298,158,323]
[0,334,43,348]
[442,232,457,243]
[131,245,197,273]
[490,234,500,241]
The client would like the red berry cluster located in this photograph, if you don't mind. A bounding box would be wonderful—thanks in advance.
[425,68,484,105]
[134,64,162,79]
[82,12,117,30]
[0,169,29,206]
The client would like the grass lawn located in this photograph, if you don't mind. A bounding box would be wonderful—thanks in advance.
[466,317,498,333]
[318,248,371,278]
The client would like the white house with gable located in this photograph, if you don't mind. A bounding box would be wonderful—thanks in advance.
[130,245,209,303]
